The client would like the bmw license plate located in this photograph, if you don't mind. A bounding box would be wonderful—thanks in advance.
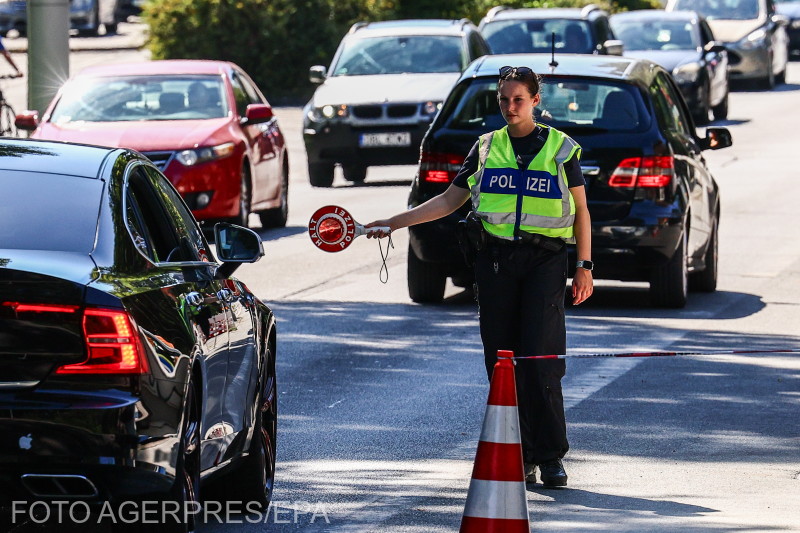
[359,132,412,148]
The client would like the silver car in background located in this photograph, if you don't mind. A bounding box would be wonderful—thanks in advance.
[666,0,789,89]
[0,0,124,36]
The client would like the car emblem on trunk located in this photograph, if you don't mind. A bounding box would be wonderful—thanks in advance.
[19,433,32,450]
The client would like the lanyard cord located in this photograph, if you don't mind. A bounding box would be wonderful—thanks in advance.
[378,234,394,284]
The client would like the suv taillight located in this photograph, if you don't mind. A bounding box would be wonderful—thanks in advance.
[609,156,674,188]
[420,151,464,183]
[57,308,148,375]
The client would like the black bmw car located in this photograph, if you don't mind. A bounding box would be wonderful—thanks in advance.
[610,9,730,125]
[0,139,277,530]
[407,54,732,308]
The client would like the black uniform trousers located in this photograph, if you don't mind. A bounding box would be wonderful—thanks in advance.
[474,239,569,465]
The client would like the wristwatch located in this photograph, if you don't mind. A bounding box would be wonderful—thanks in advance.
[576,260,594,271]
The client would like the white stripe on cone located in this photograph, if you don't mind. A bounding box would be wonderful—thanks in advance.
[478,405,522,444]
[462,479,530,520]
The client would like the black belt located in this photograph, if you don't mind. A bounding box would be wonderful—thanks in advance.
[486,231,565,252]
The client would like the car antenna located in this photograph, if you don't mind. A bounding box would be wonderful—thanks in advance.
[549,31,559,71]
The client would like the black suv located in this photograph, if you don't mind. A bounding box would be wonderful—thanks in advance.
[302,19,490,187]
[479,4,624,55]
[407,54,732,308]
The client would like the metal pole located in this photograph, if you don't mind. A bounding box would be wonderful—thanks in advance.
[26,0,70,114]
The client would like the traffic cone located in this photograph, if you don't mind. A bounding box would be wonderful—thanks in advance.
[460,350,530,533]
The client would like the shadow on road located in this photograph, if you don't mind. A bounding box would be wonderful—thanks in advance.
[571,287,766,320]
[526,486,717,516]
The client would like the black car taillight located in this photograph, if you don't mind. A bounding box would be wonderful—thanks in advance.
[2,302,80,314]
[420,151,464,183]
[56,308,148,375]
[609,156,674,188]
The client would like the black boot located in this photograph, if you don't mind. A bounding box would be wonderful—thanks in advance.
[539,458,567,487]
[524,462,537,483]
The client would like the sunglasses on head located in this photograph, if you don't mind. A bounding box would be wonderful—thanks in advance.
[499,66,534,80]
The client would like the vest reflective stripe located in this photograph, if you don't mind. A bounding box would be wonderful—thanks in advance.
[467,125,580,242]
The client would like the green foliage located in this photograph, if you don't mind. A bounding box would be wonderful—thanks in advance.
[143,0,338,102]
[143,0,661,102]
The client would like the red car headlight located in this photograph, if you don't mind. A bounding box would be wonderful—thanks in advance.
[176,142,235,166]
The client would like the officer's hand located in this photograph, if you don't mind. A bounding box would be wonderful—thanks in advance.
[572,268,593,305]
[364,220,392,239]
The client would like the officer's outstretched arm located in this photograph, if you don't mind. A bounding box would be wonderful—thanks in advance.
[365,184,470,237]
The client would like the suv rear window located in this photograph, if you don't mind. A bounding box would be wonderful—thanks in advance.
[0,171,102,252]
[671,0,760,20]
[483,19,594,54]
[332,35,464,75]
[441,76,650,133]
[612,19,699,51]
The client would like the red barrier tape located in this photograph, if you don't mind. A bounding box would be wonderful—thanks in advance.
[505,349,800,360]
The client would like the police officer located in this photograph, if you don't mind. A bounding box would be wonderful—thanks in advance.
[365,65,593,487]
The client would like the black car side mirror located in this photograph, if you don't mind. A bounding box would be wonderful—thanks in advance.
[700,127,733,151]
[703,41,726,54]
[213,223,264,278]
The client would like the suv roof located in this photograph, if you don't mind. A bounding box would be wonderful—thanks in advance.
[464,52,656,85]
[611,9,703,22]
[478,4,621,56]
[349,18,478,37]
[481,4,608,23]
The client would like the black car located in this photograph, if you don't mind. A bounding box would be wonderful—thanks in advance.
[610,9,729,125]
[407,54,732,308]
[0,139,277,530]
[303,19,490,187]
[777,0,800,56]
[479,5,624,55]
[667,0,790,89]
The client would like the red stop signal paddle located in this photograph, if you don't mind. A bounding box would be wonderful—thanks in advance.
[308,205,390,253]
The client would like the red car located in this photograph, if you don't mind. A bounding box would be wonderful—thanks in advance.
[16,60,289,228]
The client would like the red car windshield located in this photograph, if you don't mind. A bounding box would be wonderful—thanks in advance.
[49,75,229,123]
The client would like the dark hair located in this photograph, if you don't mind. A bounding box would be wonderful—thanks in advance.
[498,65,541,97]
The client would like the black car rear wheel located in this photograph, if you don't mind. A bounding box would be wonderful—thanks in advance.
[309,162,334,187]
[650,230,688,308]
[694,83,711,126]
[219,344,277,509]
[259,160,289,228]
[759,62,776,90]
[164,380,201,533]
[342,164,367,183]
[689,217,718,292]
[408,244,447,303]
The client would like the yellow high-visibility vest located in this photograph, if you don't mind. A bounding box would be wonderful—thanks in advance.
[467,125,580,242]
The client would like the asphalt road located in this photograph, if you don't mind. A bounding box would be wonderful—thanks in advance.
[2,37,799,531]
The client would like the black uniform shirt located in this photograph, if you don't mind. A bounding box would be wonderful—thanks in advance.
[452,125,585,190]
